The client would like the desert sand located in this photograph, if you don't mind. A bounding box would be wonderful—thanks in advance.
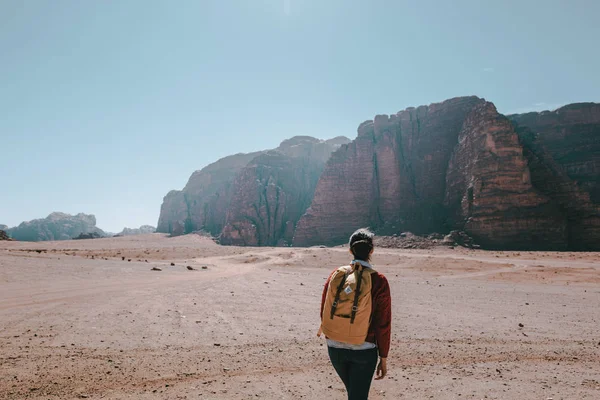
[1,234,599,400]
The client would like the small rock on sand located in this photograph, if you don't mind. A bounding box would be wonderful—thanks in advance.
[151,267,162,271]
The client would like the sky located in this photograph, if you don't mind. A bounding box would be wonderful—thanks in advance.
[1,0,599,232]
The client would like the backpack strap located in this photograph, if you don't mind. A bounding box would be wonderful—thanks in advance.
[330,268,349,319]
[350,263,364,324]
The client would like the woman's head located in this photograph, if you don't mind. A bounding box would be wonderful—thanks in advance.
[349,228,374,261]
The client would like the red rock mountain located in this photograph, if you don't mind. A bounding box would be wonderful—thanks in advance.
[508,104,600,250]
[509,103,600,204]
[294,97,600,250]
[157,151,263,236]
[158,97,598,250]
[157,136,350,244]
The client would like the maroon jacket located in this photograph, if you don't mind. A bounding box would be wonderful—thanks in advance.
[320,267,392,358]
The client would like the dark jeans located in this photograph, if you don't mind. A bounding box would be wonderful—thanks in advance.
[328,346,378,400]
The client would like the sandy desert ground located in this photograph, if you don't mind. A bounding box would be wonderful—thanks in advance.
[1,233,599,400]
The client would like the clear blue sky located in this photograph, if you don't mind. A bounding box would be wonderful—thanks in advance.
[1,0,599,232]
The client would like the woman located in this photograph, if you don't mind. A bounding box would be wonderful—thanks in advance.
[319,228,392,400]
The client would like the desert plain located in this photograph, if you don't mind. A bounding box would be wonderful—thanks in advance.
[0,234,599,400]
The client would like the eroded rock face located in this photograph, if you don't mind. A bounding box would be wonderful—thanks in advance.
[6,212,104,242]
[509,104,600,250]
[157,137,350,245]
[294,96,489,246]
[294,97,600,250]
[219,137,349,246]
[0,230,11,241]
[444,102,566,249]
[156,152,263,236]
[509,103,600,203]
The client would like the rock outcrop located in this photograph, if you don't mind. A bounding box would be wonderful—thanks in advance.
[157,152,263,236]
[73,231,104,240]
[219,136,350,246]
[509,103,600,203]
[0,230,12,241]
[157,136,350,245]
[509,104,600,250]
[373,231,478,249]
[6,212,105,242]
[443,101,566,249]
[115,225,156,236]
[294,97,600,250]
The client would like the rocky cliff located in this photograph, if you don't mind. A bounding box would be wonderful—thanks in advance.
[158,97,598,250]
[6,212,105,242]
[443,101,566,249]
[509,104,600,250]
[157,136,350,244]
[219,136,350,246]
[509,103,600,203]
[294,97,600,250]
[157,152,263,236]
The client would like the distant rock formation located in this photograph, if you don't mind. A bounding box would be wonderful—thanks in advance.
[294,97,600,250]
[6,212,105,242]
[0,224,8,231]
[157,136,350,246]
[73,231,104,240]
[115,225,156,236]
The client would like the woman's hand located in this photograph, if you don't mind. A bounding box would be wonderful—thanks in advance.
[375,357,387,380]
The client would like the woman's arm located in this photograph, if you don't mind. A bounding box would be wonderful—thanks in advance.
[373,274,391,379]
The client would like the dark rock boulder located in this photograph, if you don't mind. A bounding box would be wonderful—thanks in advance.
[73,231,104,240]
[0,230,12,241]
[441,231,478,249]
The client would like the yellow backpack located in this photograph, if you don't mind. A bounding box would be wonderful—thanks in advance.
[320,262,375,344]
